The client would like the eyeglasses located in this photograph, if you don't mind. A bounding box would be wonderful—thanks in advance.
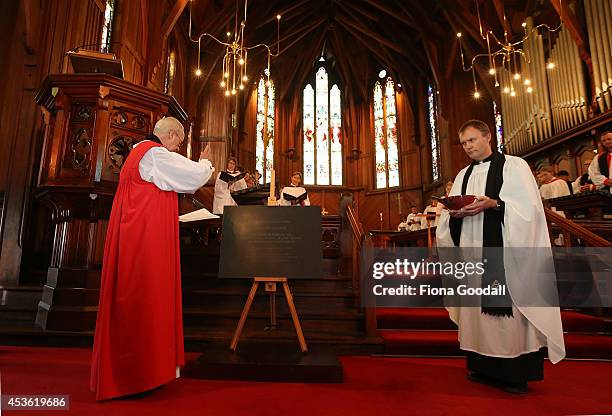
[171,130,185,145]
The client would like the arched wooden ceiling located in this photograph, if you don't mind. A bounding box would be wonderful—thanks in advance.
[180,0,558,101]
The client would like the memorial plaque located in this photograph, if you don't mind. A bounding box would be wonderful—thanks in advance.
[219,206,323,279]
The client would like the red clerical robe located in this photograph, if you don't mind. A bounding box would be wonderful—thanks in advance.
[90,140,184,400]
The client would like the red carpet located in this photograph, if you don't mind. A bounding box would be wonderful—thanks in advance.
[377,308,612,359]
[1,346,611,415]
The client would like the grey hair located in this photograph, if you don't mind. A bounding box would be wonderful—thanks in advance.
[153,117,184,136]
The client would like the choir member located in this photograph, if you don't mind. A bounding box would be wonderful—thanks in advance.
[538,166,571,216]
[556,170,574,194]
[278,171,310,206]
[436,119,565,394]
[90,117,215,400]
[398,205,422,231]
[421,197,443,229]
[571,159,594,193]
[445,180,454,196]
[588,130,611,191]
[212,157,247,214]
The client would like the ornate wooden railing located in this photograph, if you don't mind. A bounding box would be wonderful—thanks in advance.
[346,204,377,336]
[544,207,612,247]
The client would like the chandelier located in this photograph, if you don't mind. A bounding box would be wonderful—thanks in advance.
[189,0,280,97]
[456,0,562,99]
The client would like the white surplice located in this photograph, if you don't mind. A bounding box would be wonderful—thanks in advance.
[212,171,246,214]
[136,140,214,193]
[278,185,310,206]
[587,152,611,189]
[436,155,566,364]
[421,204,443,229]
[540,177,570,201]
[401,213,422,231]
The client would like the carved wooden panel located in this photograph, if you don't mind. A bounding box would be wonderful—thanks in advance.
[59,104,96,177]
[102,105,151,180]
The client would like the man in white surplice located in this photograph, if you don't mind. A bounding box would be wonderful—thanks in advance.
[588,130,612,190]
[138,118,214,193]
[436,119,565,394]
[398,206,421,231]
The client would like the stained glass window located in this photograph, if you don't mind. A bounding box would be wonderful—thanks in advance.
[256,77,275,183]
[493,101,504,153]
[303,66,342,185]
[427,84,441,182]
[101,0,116,53]
[373,78,400,189]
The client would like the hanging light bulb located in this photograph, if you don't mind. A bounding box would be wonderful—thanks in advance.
[238,58,244,65]
[225,90,230,96]
[473,91,480,99]
[220,81,226,87]
[239,84,244,90]
[503,86,510,94]
[456,32,462,38]
[231,88,237,95]
[510,90,516,97]
[489,67,495,75]
[195,68,202,76]
[513,73,521,80]
[526,86,533,93]
[547,62,555,70]
[277,14,281,20]
[242,75,248,81]
[224,72,229,78]
[226,31,231,37]
[524,79,531,85]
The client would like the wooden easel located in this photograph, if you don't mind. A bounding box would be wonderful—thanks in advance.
[230,277,308,353]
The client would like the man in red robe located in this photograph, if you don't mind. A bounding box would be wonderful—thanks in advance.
[90,117,214,400]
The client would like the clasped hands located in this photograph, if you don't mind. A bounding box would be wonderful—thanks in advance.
[448,195,498,218]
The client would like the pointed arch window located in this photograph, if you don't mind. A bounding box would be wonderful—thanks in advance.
[427,84,441,182]
[493,101,504,153]
[303,65,343,185]
[101,0,116,53]
[374,77,400,188]
[256,77,275,183]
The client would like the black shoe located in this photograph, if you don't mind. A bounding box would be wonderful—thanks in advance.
[467,372,501,388]
[504,383,529,395]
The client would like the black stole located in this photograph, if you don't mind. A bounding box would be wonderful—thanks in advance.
[599,151,610,189]
[449,151,513,317]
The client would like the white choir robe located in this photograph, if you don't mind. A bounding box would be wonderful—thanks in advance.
[587,152,611,189]
[278,185,310,206]
[540,178,571,217]
[421,204,443,229]
[137,141,214,193]
[571,176,583,194]
[436,155,565,364]
[398,213,421,231]
[213,171,246,214]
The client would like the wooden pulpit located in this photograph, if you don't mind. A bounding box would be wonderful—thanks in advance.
[34,73,187,330]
